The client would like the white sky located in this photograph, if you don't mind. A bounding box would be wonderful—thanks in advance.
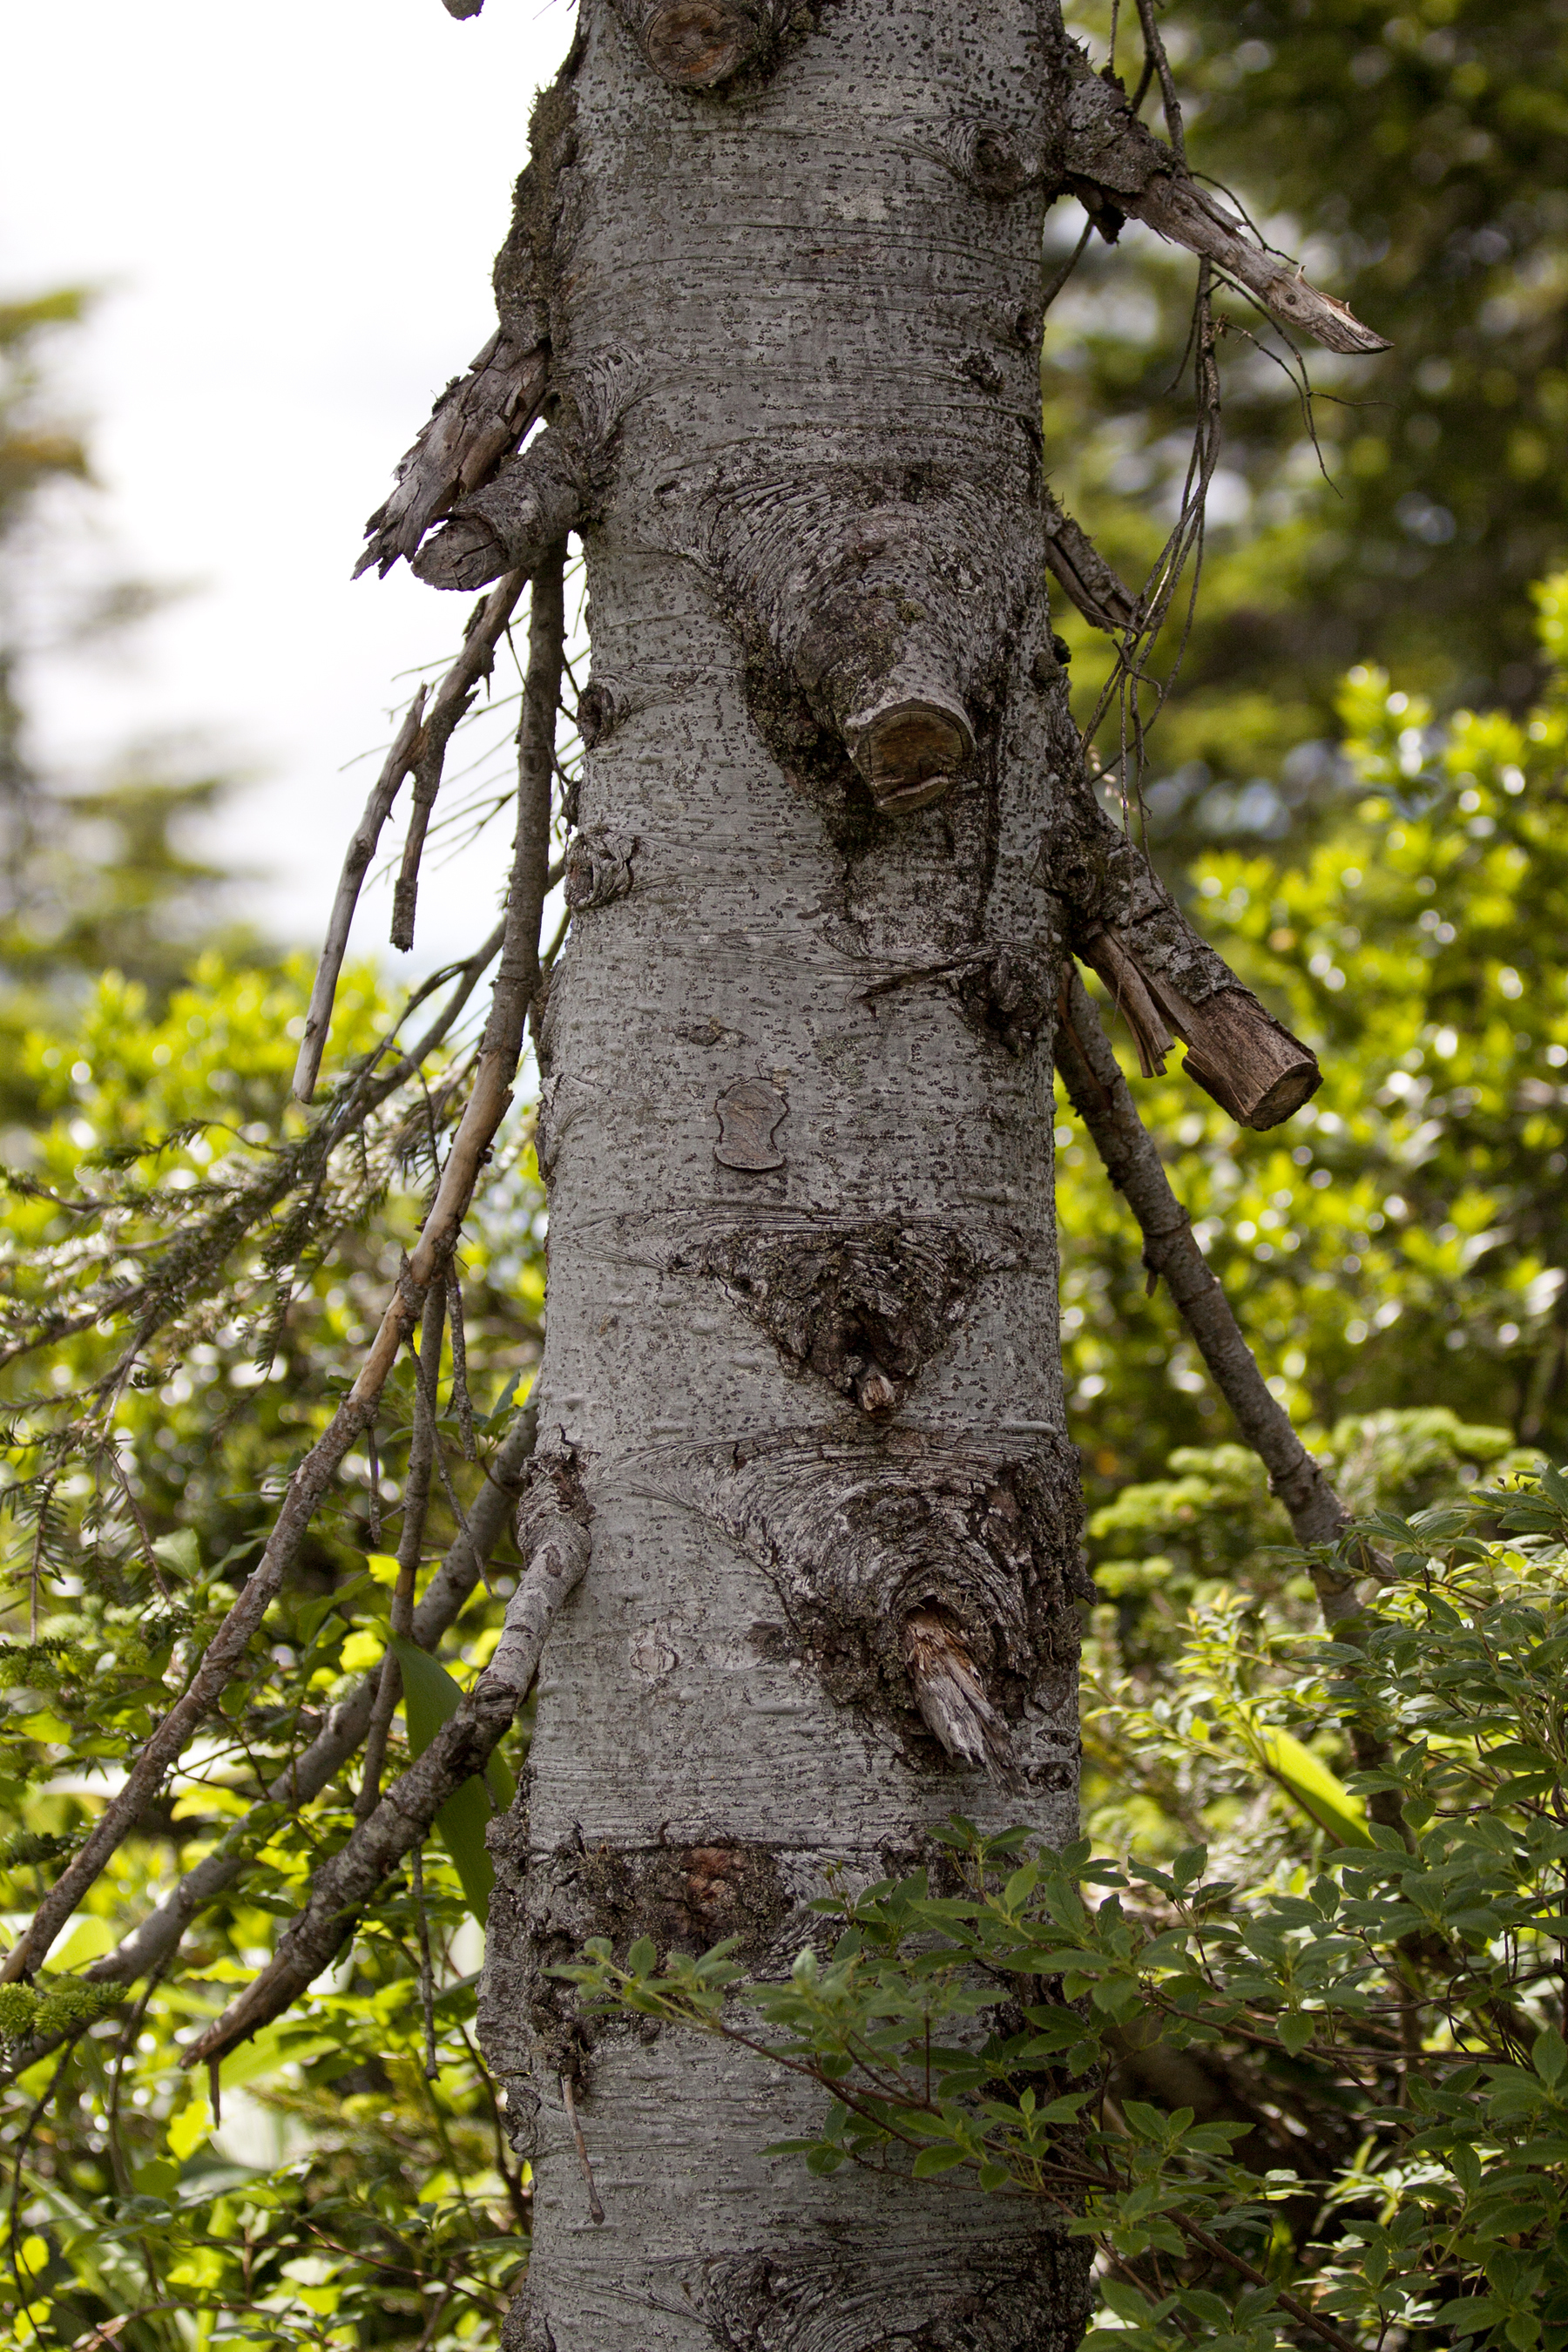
[3,0,576,966]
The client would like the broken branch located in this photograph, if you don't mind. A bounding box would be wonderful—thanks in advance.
[1054,970,1349,1567]
[413,429,584,597]
[355,331,548,581]
[1044,771,1321,1130]
[1042,489,1139,638]
[1058,51,1389,359]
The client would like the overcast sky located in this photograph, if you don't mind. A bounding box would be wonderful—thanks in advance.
[3,0,575,966]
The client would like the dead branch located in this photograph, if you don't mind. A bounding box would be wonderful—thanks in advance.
[1042,489,1139,637]
[1057,49,1389,359]
[294,571,527,1100]
[180,1463,591,2069]
[74,1398,540,1999]
[357,1283,446,1821]
[1054,970,1350,1567]
[1044,770,1321,1131]
[1,551,569,1989]
[413,429,584,597]
[355,332,548,581]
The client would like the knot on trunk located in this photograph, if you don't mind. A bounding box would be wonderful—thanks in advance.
[657,1430,1082,1769]
[610,0,819,91]
[700,465,1034,818]
[932,112,1045,199]
[563,826,637,910]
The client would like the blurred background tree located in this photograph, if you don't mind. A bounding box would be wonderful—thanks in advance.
[0,287,252,1120]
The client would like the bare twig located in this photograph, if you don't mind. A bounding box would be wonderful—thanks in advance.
[448,1268,476,1463]
[294,570,527,1099]
[561,2073,606,2224]
[358,1283,446,1821]
[293,686,428,1104]
[162,551,573,2059]
[1132,0,1186,165]
[0,564,568,1987]
[413,1842,440,2081]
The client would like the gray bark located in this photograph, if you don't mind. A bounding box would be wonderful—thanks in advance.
[474,6,1090,2344]
[425,2,1353,2342]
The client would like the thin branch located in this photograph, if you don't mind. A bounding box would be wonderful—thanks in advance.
[294,571,527,1100]
[357,1282,446,1821]
[1054,969,1350,1564]
[179,1471,590,2066]
[0,560,569,1987]
[1132,0,1186,165]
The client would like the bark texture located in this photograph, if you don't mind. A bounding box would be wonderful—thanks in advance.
[464,3,1321,2342]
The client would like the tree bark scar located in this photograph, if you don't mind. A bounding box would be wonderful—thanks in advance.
[697,2230,1092,2352]
[490,1829,795,2097]
[713,1077,789,1171]
[644,1429,1083,1758]
[670,1217,1005,1414]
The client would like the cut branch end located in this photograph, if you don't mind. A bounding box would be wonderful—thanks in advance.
[853,700,972,816]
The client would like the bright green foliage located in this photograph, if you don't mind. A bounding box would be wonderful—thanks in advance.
[571,1462,1568,2350]
[1058,574,1568,1510]
[0,950,545,2349]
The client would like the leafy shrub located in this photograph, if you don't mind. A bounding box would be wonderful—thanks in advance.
[568,1462,1568,2352]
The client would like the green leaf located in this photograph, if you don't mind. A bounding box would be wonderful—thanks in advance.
[1533,2027,1568,2088]
[391,1637,516,1924]
[1277,2012,1315,2057]
[911,2146,967,2178]
[1257,1727,1375,1848]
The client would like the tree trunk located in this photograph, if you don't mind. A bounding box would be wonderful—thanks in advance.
[478,5,1103,2342]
